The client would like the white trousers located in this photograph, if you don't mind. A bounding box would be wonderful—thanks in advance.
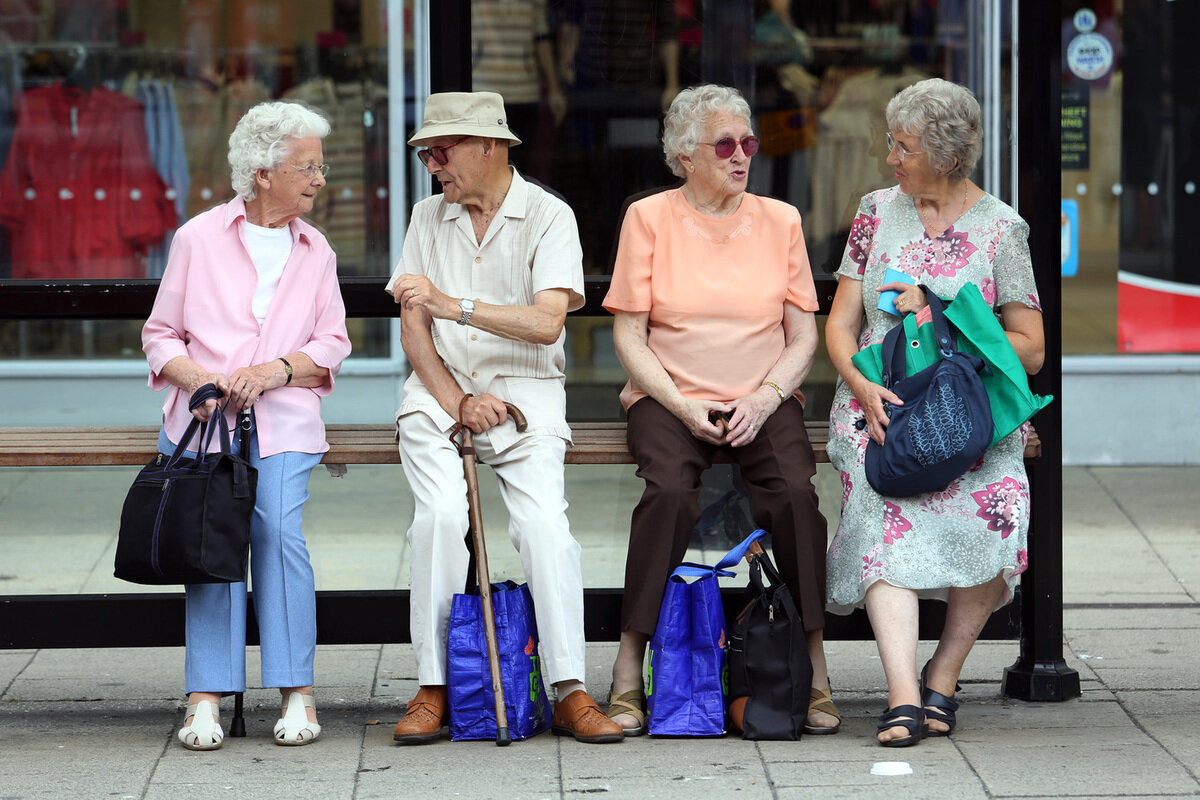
[397,411,585,687]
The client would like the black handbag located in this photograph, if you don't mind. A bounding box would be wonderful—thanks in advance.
[865,286,994,497]
[727,539,813,740]
[114,384,257,585]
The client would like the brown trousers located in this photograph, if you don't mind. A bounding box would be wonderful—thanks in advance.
[621,396,828,635]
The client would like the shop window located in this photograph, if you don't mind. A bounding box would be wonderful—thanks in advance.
[0,0,405,361]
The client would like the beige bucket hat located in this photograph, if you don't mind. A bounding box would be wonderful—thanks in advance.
[407,91,522,146]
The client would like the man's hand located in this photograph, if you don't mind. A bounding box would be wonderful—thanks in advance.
[390,274,455,321]
[458,393,510,434]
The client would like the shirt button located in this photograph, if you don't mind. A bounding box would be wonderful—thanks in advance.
[471,334,478,341]
[472,371,479,378]
[474,256,482,263]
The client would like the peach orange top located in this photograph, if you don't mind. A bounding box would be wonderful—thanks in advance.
[603,188,819,410]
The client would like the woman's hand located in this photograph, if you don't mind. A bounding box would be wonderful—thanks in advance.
[881,283,927,316]
[678,399,732,446]
[849,376,903,446]
[227,361,287,411]
[187,373,228,422]
[161,357,228,422]
[725,386,781,447]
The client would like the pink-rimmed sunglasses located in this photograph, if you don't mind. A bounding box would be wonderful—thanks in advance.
[700,136,761,159]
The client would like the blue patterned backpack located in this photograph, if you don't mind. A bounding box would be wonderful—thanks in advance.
[865,286,993,497]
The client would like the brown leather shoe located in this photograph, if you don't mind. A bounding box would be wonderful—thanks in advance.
[393,686,448,744]
[552,689,624,744]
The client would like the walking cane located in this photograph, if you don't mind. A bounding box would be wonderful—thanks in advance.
[450,398,528,747]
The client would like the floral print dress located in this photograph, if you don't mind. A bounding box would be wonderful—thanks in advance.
[825,186,1042,614]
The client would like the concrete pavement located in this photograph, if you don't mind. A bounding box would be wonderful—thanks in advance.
[2,464,1199,799]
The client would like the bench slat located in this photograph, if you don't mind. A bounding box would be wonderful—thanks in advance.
[0,422,1039,468]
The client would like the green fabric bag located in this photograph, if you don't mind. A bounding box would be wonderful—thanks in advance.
[851,282,1052,446]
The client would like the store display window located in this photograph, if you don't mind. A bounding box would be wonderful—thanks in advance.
[0,0,402,360]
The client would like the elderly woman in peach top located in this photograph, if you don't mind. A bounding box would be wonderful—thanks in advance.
[601,84,838,737]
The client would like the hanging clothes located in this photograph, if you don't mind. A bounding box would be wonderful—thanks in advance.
[283,77,388,276]
[0,82,176,279]
[139,79,190,277]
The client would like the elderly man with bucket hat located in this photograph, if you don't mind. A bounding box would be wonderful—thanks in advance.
[385,91,623,745]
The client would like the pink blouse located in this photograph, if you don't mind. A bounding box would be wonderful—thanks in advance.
[142,196,352,457]
[603,189,819,410]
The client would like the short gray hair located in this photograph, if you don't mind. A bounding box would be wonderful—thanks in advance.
[662,84,754,179]
[886,78,981,182]
[228,102,331,200]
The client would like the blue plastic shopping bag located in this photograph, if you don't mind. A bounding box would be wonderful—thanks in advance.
[647,530,766,736]
[447,581,551,741]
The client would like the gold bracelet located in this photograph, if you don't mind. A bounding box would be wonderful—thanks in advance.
[762,381,786,402]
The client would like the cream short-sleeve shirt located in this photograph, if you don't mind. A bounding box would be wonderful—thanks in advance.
[387,169,585,452]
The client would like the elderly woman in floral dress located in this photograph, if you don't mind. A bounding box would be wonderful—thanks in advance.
[824,79,1045,748]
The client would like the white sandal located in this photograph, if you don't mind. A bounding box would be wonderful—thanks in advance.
[178,699,223,751]
[274,691,321,746]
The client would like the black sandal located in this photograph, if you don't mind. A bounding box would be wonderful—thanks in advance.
[876,704,924,747]
[920,661,961,737]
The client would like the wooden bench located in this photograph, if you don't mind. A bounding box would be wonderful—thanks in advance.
[0,420,1039,648]
[0,421,1040,467]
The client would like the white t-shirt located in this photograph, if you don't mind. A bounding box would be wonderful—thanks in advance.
[243,221,294,323]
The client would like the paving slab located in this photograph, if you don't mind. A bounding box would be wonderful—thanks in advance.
[770,751,982,791]
[1065,628,1200,690]
[144,782,361,800]
[0,649,34,692]
[776,787,989,800]
[1088,467,1200,534]
[958,737,1200,797]
[1066,606,1200,630]
[1133,713,1200,779]
[6,646,181,701]
[359,726,563,798]
[1062,528,1184,602]
[1115,688,1200,716]
[0,701,176,799]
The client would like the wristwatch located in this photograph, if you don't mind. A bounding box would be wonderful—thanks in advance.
[457,298,476,326]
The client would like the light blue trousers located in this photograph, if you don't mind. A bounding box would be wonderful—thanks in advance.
[158,420,322,694]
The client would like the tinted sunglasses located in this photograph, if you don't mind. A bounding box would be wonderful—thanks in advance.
[702,136,761,159]
[417,137,467,167]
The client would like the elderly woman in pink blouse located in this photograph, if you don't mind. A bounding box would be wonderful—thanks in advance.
[142,102,351,751]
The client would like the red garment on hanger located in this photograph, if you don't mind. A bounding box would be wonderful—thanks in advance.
[0,83,176,279]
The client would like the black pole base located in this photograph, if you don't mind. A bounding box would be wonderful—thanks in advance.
[229,692,247,737]
[1001,658,1081,702]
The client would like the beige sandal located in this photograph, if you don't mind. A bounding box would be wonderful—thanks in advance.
[606,687,647,737]
[179,699,223,751]
[274,691,321,746]
[804,686,842,735]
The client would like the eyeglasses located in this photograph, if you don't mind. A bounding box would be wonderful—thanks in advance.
[289,162,330,178]
[700,136,760,159]
[417,138,468,167]
[885,132,924,161]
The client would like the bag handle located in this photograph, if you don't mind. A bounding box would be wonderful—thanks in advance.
[164,383,238,468]
[880,286,956,387]
[670,529,767,580]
